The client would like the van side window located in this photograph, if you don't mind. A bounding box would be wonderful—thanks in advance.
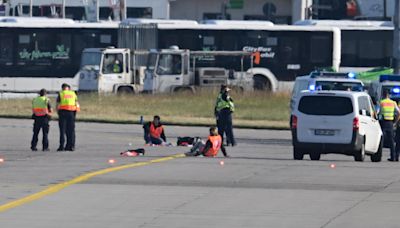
[358,96,371,117]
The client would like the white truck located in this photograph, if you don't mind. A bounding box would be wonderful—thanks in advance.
[77,46,254,94]
[368,74,400,104]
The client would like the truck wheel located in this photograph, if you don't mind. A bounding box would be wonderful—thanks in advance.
[253,75,272,92]
[309,152,321,161]
[293,147,304,160]
[174,87,194,94]
[354,142,365,162]
[371,138,383,162]
[117,87,134,95]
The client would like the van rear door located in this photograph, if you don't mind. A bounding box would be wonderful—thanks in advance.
[296,95,354,144]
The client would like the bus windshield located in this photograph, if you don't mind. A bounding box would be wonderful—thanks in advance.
[81,52,102,71]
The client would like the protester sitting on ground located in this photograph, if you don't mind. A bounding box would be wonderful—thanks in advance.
[185,126,229,157]
[143,115,170,146]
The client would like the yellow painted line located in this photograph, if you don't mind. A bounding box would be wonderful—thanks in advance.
[0,153,185,213]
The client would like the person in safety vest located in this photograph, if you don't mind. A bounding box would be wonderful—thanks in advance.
[56,83,80,151]
[143,115,169,146]
[378,90,400,161]
[215,84,236,146]
[185,126,229,157]
[113,60,122,73]
[31,89,52,151]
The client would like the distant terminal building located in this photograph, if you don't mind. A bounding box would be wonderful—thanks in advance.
[0,0,392,24]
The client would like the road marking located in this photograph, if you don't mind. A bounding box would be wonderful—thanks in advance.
[0,153,185,213]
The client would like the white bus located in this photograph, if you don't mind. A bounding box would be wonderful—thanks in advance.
[295,20,393,72]
[2,0,167,20]
[0,17,118,92]
[119,19,341,91]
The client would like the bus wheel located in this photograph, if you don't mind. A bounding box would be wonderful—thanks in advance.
[253,75,272,92]
[117,87,134,95]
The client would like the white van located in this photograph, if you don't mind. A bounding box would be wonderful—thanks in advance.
[290,72,364,111]
[291,91,383,162]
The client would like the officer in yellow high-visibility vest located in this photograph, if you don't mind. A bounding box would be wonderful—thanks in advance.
[378,90,400,161]
[214,85,236,146]
[56,83,80,151]
[31,89,52,151]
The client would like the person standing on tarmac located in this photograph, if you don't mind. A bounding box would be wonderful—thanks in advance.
[215,85,236,146]
[31,89,52,151]
[56,83,80,151]
[378,90,400,161]
[143,115,170,146]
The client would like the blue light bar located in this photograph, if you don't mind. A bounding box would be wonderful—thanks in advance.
[309,84,316,91]
[379,74,400,82]
[348,72,356,78]
[392,87,400,94]
[310,72,355,79]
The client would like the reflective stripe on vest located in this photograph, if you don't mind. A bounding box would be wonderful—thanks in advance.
[380,98,396,121]
[58,90,77,111]
[32,96,49,116]
[216,94,234,112]
[150,122,163,139]
[204,135,222,157]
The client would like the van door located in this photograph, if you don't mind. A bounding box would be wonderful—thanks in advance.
[358,96,380,152]
[99,52,126,92]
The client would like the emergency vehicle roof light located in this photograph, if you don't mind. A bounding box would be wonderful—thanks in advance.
[392,87,400,94]
[310,71,356,79]
[379,74,400,82]
[308,84,316,91]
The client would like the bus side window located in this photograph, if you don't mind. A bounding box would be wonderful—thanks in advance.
[0,34,13,65]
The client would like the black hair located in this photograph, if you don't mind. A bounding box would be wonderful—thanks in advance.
[153,115,160,120]
[39,88,47,96]
[61,83,70,89]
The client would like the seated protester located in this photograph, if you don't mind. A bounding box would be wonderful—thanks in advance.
[143,115,167,145]
[185,127,229,157]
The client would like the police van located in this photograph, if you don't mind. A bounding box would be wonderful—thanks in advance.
[368,75,400,105]
[290,71,364,111]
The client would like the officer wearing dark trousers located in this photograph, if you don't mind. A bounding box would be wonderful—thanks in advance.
[379,90,400,161]
[215,85,236,146]
[57,83,80,151]
[31,89,52,151]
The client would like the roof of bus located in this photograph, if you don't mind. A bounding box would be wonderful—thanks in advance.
[0,17,119,28]
[121,18,338,32]
[294,19,393,30]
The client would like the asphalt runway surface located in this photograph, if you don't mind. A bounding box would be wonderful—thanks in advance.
[1,118,400,228]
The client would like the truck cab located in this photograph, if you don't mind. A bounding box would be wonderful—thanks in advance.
[78,47,144,94]
[143,48,193,93]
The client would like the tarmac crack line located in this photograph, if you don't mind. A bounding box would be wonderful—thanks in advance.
[320,178,400,228]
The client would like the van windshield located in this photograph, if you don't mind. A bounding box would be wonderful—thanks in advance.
[315,81,363,91]
[299,96,353,115]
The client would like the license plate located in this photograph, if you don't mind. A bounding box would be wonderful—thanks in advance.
[315,129,335,136]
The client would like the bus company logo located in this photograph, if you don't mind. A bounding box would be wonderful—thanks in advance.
[19,45,70,61]
[242,46,275,58]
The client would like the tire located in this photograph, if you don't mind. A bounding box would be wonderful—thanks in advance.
[309,152,321,161]
[174,87,194,94]
[371,138,383,162]
[293,147,304,160]
[253,75,272,92]
[354,142,365,162]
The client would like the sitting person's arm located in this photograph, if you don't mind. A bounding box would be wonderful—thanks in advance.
[160,129,167,142]
[220,144,229,157]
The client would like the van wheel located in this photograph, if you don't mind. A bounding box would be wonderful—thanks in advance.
[371,138,383,162]
[354,142,365,162]
[293,147,304,160]
[309,152,321,161]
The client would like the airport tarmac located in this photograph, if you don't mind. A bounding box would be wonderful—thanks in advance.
[0,118,400,228]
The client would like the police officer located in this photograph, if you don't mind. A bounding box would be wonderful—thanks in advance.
[31,89,52,151]
[215,85,236,146]
[57,83,80,151]
[378,90,400,161]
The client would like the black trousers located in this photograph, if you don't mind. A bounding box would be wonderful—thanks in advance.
[58,110,76,149]
[217,109,236,146]
[31,116,49,150]
[381,120,396,160]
